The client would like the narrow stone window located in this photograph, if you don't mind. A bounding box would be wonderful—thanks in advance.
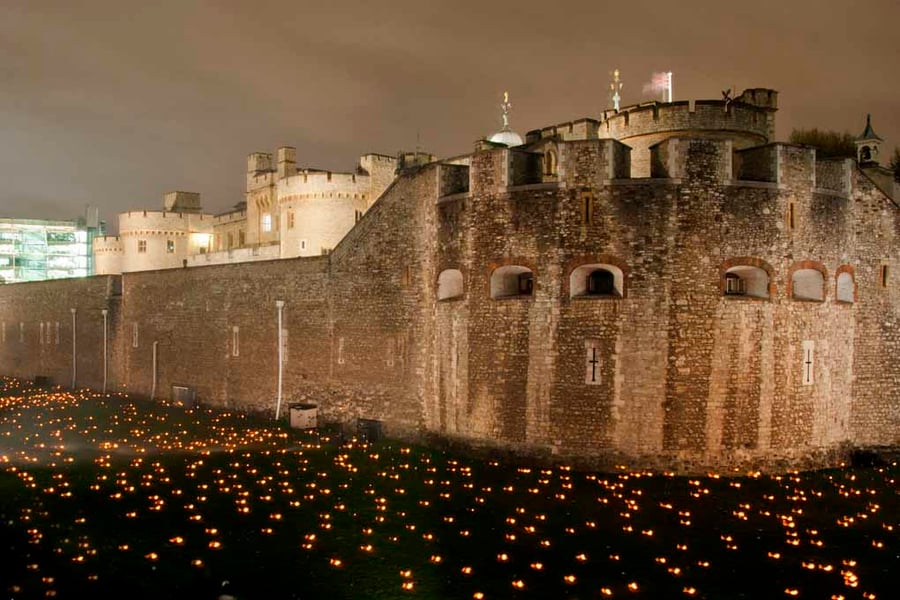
[788,202,796,230]
[55,322,60,345]
[402,266,412,287]
[321,247,332,256]
[584,339,601,385]
[39,322,44,345]
[166,239,175,253]
[132,323,139,348]
[238,230,245,246]
[386,338,395,368]
[545,149,558,176]
[19,322,24,343]
[581,192,594,225]
[1,322,5,343]
[231,326,239,357]
[287,211,295,230]
[138,240,147,253]
[300,239,307,251]
[880,264,889,288]
[355,210,363,223]
[337,337,345,365]
[227,233,234,249]
[801,340,814,386]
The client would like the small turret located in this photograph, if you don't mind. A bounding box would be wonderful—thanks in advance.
[277,146,297,179]
[855,114,883,166]
[247,152,274,174]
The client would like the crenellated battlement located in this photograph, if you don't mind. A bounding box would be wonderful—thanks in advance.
[93,236,123,251]
[598,95,775,142]
[278,170,372,203]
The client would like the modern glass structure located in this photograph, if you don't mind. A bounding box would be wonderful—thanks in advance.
[0,212,104,284]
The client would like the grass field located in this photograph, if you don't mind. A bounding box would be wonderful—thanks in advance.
[0,377,897,599]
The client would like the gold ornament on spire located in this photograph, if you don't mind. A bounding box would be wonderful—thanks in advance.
[609,69,623,111]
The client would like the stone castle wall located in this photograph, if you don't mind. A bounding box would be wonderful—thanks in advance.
[3,127,899,472]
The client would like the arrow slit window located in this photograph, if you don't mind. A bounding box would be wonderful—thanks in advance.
[585,339,601,385]
[802,341,814,386]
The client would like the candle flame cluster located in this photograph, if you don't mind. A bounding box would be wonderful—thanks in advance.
[0,377,896,598]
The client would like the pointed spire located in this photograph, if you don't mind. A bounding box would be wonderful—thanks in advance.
[857,113,883,142]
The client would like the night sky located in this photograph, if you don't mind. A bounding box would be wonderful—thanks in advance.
[2,0,898,228]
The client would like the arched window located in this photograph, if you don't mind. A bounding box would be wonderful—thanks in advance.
[836,271,855,303]
[544,149,558,176]
[723,265,769,299]
[569,263,624,298]
[491,265,534,299]
[792,268,824,301]
[437,269,464,300]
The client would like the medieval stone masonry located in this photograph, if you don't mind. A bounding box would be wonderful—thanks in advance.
[2,88,899,472]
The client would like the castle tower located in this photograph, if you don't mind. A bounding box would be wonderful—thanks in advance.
[277,146,297,179]
[855,114,883,166]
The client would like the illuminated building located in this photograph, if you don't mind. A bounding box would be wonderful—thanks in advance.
[0,209,103,283]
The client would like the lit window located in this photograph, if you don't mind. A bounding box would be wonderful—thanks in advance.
[262,213,272,232]
[166,239,175,253]
[138,240,147,253]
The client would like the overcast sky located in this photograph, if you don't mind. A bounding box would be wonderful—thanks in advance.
[1,0,898,227]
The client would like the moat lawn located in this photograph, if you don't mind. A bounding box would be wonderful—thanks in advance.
[0,377,897,599]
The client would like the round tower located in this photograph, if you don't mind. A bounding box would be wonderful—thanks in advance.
[92,235,123,275]
[599,88,778,177]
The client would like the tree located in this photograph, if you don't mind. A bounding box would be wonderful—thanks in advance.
[891,147,900,183]
[789,128,856,159]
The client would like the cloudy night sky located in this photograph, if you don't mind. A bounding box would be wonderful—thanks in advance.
[1,0,898,228]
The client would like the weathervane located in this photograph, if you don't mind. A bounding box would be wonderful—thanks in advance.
[609,69,623,111]
[500,91,512,130]
[722,88,733,112]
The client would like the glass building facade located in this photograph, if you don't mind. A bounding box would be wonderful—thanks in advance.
[0,215,104,284]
